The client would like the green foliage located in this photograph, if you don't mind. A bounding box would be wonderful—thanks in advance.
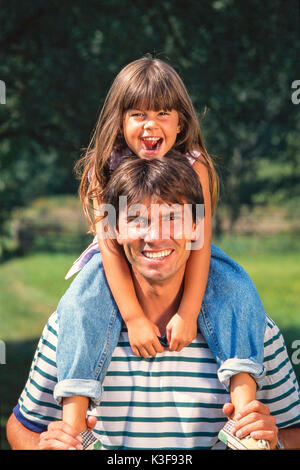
[8,195,91,256]
[0,0,299,235]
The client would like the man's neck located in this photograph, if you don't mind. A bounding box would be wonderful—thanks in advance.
[131,267,185,335]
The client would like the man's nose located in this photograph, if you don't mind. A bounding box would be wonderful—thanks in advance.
[143,221,162,241]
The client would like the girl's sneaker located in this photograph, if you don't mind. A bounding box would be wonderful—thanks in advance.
[80,429,102,450]
[218,419,270,450]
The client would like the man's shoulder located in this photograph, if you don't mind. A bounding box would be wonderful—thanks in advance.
[262,314,299,388]
[46,311,59,328]
[264,315,284,345]
[259,315,300,428]
[40,312,59,342]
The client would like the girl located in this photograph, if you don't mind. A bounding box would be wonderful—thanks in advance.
[54,56,267,449]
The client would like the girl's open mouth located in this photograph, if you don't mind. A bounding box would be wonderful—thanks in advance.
[140,137,163,153]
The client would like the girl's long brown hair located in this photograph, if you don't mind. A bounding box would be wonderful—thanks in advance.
[75,56,219,234]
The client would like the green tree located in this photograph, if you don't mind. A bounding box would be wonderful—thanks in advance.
[0,0,299,248]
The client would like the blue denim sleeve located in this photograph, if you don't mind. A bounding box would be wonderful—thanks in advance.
[54,253,122,405]
[198,244,267,391]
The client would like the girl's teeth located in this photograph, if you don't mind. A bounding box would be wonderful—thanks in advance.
[141,137,162,150]
[143,250,172,259]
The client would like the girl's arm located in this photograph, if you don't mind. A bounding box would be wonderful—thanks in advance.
[170,161,257,422]
[166,158,211,350]
[180,157,212,315]
[93,193,164,358]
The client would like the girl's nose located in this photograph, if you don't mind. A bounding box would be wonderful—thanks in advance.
[143,118,158,130]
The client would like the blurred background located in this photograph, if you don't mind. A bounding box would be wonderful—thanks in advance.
[0,0,299,449]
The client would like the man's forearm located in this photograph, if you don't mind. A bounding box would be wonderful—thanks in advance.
[6,413,40,450]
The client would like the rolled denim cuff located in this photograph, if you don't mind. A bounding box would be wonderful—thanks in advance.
[53,379,103,406]
[217,358,266,392]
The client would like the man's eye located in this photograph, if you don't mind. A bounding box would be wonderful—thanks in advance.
[163,214,177,221]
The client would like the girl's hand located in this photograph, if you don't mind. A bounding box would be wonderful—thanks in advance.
[126,316,165,358]
[166,313,197,352]
[223,400,278,449]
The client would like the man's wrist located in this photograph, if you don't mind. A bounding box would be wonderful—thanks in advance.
[276,437,285,449]
[276,427,300,450]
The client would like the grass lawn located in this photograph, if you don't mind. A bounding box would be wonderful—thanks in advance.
[1,235,300,449]
[215,234,300,329]
[0,253,75,340]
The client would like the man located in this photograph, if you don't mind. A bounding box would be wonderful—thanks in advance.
[6,155,300,450]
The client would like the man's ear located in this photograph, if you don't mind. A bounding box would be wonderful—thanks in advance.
[115,225,124,245]
[190,222,197,241]
[190,220,204,250]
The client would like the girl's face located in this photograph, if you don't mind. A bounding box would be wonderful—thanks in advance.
[122,109,181,159]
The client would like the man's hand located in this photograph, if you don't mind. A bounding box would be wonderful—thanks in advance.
[126,316,165,358]
[223,400,278,449]
[166,313,197,352]
[38,416,97,450]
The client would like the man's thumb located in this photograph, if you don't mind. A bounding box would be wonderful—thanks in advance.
[222,402,234,419]
[86,415,97,431]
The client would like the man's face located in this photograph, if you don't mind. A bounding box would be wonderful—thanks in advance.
[116,198,197,283]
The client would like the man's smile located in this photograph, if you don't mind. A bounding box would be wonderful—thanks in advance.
[142,248,174,260]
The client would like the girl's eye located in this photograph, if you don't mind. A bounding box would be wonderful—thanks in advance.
[159,111,169,116]
[131,112,144,118]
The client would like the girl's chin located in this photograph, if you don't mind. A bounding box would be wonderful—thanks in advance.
[138,147,166,159]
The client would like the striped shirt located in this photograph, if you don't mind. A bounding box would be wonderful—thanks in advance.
[15,313,300,450]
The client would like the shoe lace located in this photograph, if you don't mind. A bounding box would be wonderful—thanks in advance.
[245,435,270,449]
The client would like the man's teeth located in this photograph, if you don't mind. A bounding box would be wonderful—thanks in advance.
[143,249,172,259]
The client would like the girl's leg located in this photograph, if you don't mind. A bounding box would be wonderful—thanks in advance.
[62,396,89,432]
[222,373,270,450]
[198,244,266,392]
[54,253,122,411]
[200,245,269,449]
[230,373,256,420]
